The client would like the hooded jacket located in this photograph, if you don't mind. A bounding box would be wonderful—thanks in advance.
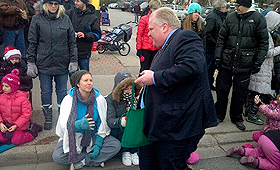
[215,9,269,73]
[66,4,101,58]
[106,74,143,129]
[0,91,32,130]
[27,11,77,75]
[249,11,280,95]
[56,87,110,154]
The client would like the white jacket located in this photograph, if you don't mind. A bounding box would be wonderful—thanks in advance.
[55,88,110,154]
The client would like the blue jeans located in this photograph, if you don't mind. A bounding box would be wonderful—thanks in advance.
[38,73,68,106]
[78,55,90,71]
[2,28,26,58]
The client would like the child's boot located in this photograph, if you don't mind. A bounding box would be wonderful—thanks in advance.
[227,146,245,157]
[42,105,52,130]
[29,121,43,137]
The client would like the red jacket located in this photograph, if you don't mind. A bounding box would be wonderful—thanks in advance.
[0,91,32,130]
[136,11,159,51]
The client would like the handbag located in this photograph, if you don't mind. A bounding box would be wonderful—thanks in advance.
[120,82,152,148]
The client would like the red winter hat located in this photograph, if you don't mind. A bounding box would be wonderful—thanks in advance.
[1,69,20,93]
[3,46,21,61]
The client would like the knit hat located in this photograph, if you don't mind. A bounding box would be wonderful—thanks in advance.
[3,46,21,61]
[114,71,132,88]
[188,3,202,14]
[70,70,90,87]
[236,0,252,8]
[1,69,20,93]
[43,0,61,4]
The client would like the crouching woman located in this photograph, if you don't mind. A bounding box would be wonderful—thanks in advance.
[53,70,121,169]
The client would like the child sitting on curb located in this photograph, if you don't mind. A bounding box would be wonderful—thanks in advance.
[226,94,280,170]
[0,46,33,103]
[0,69,41,145]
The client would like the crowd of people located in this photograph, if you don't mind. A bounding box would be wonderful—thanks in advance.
[0,0,280,169]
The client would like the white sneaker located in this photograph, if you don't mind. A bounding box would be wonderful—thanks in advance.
[122,152,132,166]
[131,152,139,165]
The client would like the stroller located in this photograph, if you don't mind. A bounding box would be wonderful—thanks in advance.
[101,12,110,26]
[97,21,132,56]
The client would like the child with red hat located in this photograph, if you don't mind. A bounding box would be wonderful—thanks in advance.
[0,69,41,145]
[0,46,33,100]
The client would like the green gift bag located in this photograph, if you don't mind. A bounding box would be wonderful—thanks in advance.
[121,82,152,148]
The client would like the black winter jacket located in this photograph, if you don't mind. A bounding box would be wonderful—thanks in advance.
[205,9,227,54]
[215,10,269,73]
[0,60,32,91]
[66,5,101,58]
[27,12,77,75]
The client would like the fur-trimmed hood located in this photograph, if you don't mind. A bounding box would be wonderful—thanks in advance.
[112,77,143,102]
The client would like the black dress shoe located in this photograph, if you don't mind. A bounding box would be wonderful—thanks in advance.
[233,122,246,131]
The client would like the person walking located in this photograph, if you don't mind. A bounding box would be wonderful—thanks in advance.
[136,0,161,73]
[133,2,140,23]
[66,0,101,71]
[26,0,78,130]
[135,7,217,170]
[214,0,269,131]
[0,0,29,58]
[52,70,121,169]
[205,0,228,90]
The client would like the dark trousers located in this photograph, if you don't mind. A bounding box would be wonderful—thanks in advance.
[139,50,158,73]
[139,133,204,170]
[206,53,215,87]
[215,69,251,122]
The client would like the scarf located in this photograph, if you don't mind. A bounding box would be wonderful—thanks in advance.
[67,88,96,164]
[121,93,137,112]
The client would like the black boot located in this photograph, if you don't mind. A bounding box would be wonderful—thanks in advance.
[246,104,264,125]
[42,105,53,130]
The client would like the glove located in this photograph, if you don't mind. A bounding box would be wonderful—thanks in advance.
[68,62,78,73]
[75,117,90,131]
[120,116,127,127]
[88,135,104,158]
[215,59,221,71]
[27,62,38,78]
[136,49,143,57]
[252,65,261,74]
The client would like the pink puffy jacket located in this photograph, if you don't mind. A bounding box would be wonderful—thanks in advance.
[136,11,159,51]
[0,91,32,130]
[259,100,280,132]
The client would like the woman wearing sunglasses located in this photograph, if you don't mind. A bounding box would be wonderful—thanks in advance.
[26,0,78,130]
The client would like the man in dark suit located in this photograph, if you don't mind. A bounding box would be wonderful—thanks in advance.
[135,7,217,170]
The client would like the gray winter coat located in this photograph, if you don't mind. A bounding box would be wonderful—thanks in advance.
[106,77,143,129]
[249,11,280,95]
[27,12,77,75]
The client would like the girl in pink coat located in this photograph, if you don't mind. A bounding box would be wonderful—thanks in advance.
[0,69,36,145]
[226,94,280,170]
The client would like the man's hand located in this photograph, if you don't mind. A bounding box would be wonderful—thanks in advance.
[0,123,8,133]
[77,32,85,38]
[8,125,17,132]
[135,70,154,85]
[20,9,28,20]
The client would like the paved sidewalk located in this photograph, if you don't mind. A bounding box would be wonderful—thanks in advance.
[0,52,262,169]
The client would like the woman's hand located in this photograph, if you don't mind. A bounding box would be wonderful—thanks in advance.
[75,114,95,131]
[8,125,17,132]
[0,123,8,133]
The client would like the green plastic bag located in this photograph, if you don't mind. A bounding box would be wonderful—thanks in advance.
[121,82,152,148]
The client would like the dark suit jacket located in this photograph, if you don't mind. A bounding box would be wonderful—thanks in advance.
[143,29,217,141]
